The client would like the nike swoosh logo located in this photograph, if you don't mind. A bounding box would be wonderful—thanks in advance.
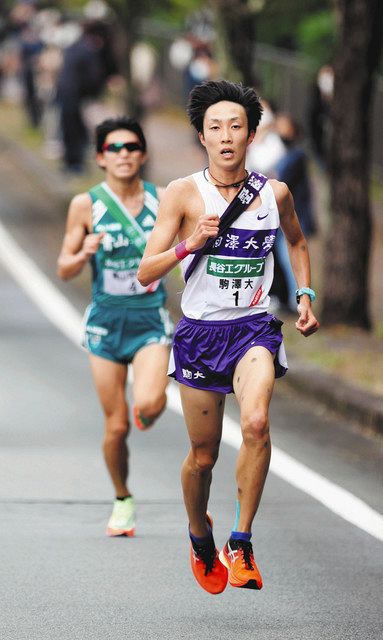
[257,212,268,220]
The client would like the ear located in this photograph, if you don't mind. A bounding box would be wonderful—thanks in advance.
[96,152,106,169]
[198,131,206,148]
[247,130,255,146]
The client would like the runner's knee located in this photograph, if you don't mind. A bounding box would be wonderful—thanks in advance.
[191,443,219,473]
[105,421,130,441]
[135,394,166,420]
[241,410,269,444]
[103,398,128,421]
[104,408,130,440]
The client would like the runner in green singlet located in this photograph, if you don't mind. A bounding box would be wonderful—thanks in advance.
[57,117,173,537]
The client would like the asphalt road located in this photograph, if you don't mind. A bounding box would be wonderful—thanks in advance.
[0,174,382,640]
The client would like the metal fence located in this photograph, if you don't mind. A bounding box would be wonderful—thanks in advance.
[252,44,383,173]
[155,36,383,172]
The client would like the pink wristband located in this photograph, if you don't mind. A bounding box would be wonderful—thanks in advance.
[175,240,190,260]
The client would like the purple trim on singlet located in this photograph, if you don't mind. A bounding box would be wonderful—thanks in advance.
[185,171,268,282]
[208,228,278,258]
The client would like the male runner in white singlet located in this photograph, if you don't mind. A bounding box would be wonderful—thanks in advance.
[57,118,172,537]
[138,81,319,594]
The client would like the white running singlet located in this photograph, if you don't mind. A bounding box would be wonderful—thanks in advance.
[180,171,280,320]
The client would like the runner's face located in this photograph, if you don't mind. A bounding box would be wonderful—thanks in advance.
[97,129,146,180]
[199,101,254,171]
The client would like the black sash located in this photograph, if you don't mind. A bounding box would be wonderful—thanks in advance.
[184,171,268,283]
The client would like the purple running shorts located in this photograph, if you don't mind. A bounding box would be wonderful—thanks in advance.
[168,312,288,394]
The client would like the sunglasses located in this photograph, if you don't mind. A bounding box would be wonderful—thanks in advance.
[102,142,143,153]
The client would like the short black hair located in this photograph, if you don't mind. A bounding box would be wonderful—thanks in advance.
[187,80,263,136]
[95,117,147,153]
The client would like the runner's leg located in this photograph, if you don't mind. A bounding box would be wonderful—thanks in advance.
[89,354,130,497]
[180,385,225,537]
[132,343,170,424]
[233,346,275,532]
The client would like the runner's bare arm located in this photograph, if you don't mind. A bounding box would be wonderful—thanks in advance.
[271,180,319,336]
[57,193,104,280]
[156,186,166,201]
[138,180,219,286]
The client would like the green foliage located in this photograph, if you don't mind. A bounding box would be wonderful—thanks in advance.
[257,0,333,52]
[171,0,203,11]
[142,0,204,27]
[297,10,336,68]
[53,0,87,13]
[103,0,203,27]
[1,0,16,14]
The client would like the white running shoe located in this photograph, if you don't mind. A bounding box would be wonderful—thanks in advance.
[106,497,136,537]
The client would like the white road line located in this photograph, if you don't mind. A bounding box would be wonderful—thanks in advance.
[1,219,382,543]
[0,223,82,345]
[167,388,383,542]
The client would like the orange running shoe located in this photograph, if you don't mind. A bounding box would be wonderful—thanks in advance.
[133,406,154,431]
[190,515,228,595]
[219,538,263,590]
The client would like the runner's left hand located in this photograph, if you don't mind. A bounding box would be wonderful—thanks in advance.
[295,304,320,337]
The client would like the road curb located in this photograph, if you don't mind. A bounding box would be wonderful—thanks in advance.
[285,357,383,435]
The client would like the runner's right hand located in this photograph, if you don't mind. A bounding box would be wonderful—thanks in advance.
[186,214,220,252]
[82,232,105,258]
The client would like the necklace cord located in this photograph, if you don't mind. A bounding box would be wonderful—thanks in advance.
[203,167,248,189]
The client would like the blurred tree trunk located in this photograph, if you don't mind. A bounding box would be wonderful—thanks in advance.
[107,0,144,118]
[212,0,259,85]
[321,0,383,329]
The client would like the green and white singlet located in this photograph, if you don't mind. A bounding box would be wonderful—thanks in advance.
[89,180,165,309]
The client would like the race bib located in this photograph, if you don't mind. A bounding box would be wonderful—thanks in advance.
[103,269,151,296]
[206,256,265,308]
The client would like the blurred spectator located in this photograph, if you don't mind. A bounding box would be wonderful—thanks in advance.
[131,41,161,114]
[274,114,317,311]
[246,98,287,310]
[0,37,22,102]
[28,9,64,159]
[19,20,44,127]
[2,1,44,126]
[7,0,36,36]
[308,64,334,170]
[246,98,285,175]
[168,37,193,73]
[183,43,218,103]
[275,115,316,237]
[83,0,110,20]
[56,19,118,173]
[37,41,63,159]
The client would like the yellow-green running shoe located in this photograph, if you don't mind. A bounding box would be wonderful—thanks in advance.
[106,497,136,537]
